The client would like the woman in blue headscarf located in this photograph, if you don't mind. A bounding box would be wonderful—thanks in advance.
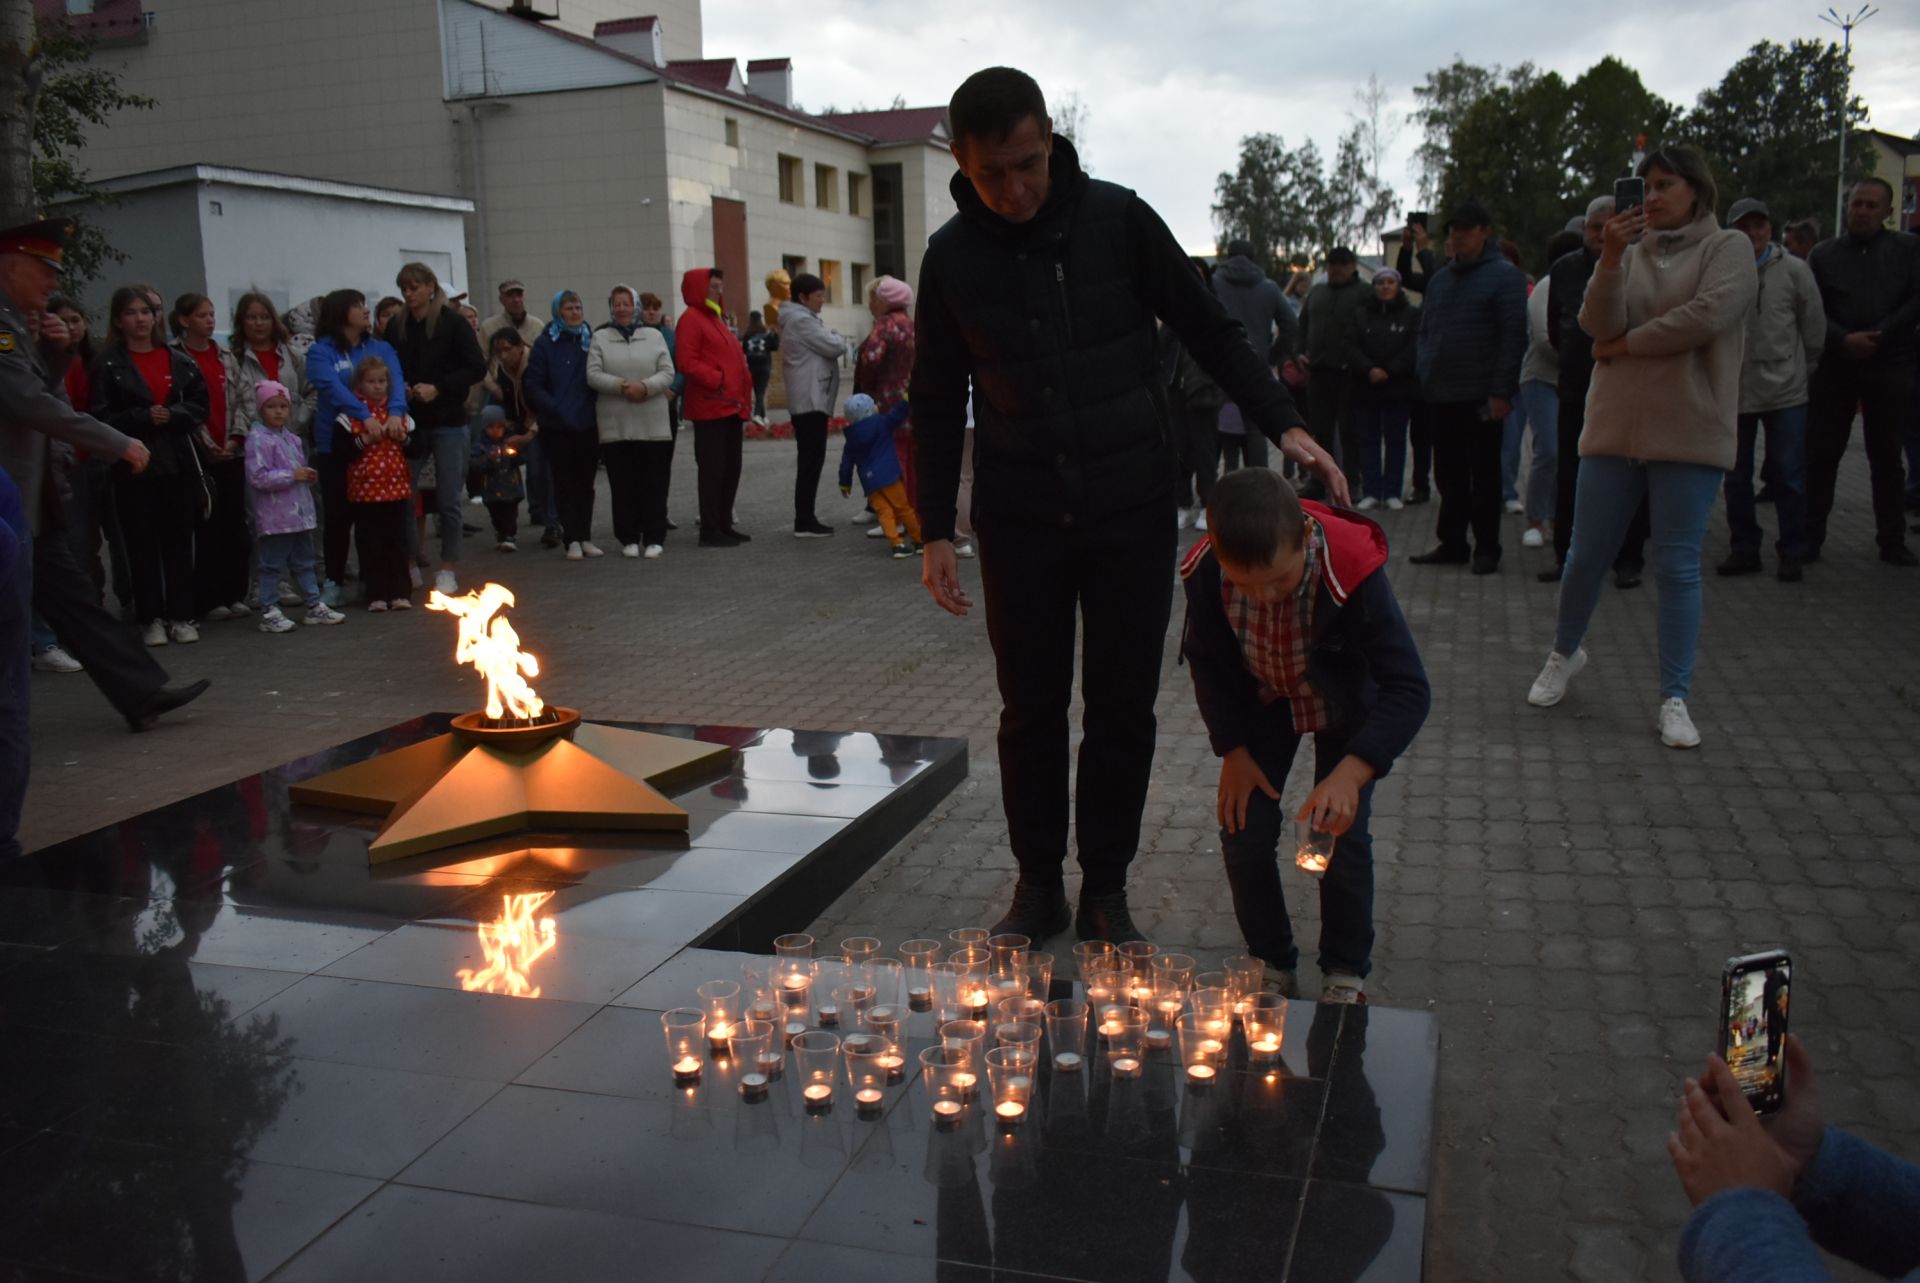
[524,289,601,558]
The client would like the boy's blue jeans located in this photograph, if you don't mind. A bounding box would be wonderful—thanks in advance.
[1219,702,1377,979]
[1554,456,1724,700]
[258,531,320,610]
[1352,400,1410,503]
[1727,406,1809,560]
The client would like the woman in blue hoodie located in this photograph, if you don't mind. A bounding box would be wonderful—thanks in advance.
[305,289,407,603]
[525,290,600,559]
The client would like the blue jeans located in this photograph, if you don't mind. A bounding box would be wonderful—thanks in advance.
[1352,400,1410,502]
[30,610,56,654]
[1554,457,1725,700]
[1218,703,1377,978]
[257,531,321,611]
[2,529,34,860]
[1726,406,1809,560]
[431,426,470,563]
[1517,379,1558,521]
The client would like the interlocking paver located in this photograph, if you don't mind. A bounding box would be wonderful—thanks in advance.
[21,436,1920,1280]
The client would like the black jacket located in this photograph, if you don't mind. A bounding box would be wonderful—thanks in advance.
[1547,247,1599,399]
[88,345,207,480]
[1344,294,1420,404]
[1414,247,1528,404]
[1395,244,1439,293]
[1300,277,1368,369]
[384,305,486,433]
[909,136,1305,541]
[1808,229,1920,366]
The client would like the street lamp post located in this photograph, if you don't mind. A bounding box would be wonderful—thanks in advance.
[1819,5,1877,233]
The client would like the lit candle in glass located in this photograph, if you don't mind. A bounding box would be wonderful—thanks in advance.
[803,1083,832,1106]
[855,1087,884,1115]
[1111,1055,1142,1078]
[707,1021,734,1057]
[739,1071,769,1099]
[661,1008,706,1085]
[995,1100,1026,1120]
[933,1099,963,1126]
[672,1055,701,1084]
[1186,1063,1217,1085]
[953,1070,977,1098]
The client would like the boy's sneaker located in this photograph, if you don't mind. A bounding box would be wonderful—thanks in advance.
[644,544,664,559]
[168,621,199,644]
[389,597,412,611]
[1527,647,1587,707]
[277,579,303,606]
[954,540,976,559]
[581,542,605,558]
[1356,497,1379,511]
[142,620,168,647]
[496,539,517,553]
[32,645,83,673]
[303,603,345,626]
[204,605,234,622]
[1265,970,1299,999]
[321,580,343,608]
[434,569,458,595]
[258,609,296,635]
[1386,497,1405,511]
[890,542,912,559]
[1659,698,1701,749]
[1320,973,1367,1005]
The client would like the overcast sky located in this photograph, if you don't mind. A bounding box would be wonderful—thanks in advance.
[702,0,1920,253]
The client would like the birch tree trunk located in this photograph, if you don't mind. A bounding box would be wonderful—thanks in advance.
[0,0,38,225]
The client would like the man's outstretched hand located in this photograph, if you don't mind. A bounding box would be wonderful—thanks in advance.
[922,539,974,617]
[1284,427,1351,507]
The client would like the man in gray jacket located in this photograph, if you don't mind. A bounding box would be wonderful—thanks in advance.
[1211,239,1296,370]
[777,273,851,535]
[1298,247,1369,492]
[1719,198,1825,582]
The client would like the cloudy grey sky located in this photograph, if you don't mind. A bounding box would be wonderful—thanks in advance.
[703,0,1920,252]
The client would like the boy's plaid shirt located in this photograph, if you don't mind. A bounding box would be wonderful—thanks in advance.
[1220,517,1331,733]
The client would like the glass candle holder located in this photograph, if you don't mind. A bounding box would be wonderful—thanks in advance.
[1119,940,1160,967]
[864,1006,906,1083]
[995,995,1047,1031]
[1177,1012,1228,1086]
[1223,954,1265,1019]
[1244,993,1286,1065]
[729,1023,773,1099]
[1072,939,1116,985]
[1194,969,1229,995]
[920,1045,974,1126]
[1104,1008,1149,1078]
[929,960,970,1024]
[661,1008,706,1085]
[1083,958,1133,1018]
[1017,949,1056,1002]
[842,1033,889,1118]
[774,932,816,960]
[900,939,942,1011]
[841,936,881,971]
[948,945,992,1010]
[1295,820,1335,876]
[1189,987,1234,1047]
[740,960,781,1026]
[1147,977,1187,1051]
[776,967,815,1043]
[792,1030,840,1110]
[696,979,742,1058]
[1045,998,1089,1073]
[1119,946,1157,1008]
[986,933,1030,1003]
[948,927,990,951]
[866,958,903,1012]
[743,1017,784,1080]
[986,1046,1034,1125]
[1152,953,1197,991]
[995,1020,1042,1069]
[939,1018,988,1070]
[831,982,876,1027]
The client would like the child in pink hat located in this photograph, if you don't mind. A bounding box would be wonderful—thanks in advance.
[245,380,344,632]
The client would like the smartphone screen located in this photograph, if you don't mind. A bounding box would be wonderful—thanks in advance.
[1614,177,1645,215]
[1718,950,1790,1113]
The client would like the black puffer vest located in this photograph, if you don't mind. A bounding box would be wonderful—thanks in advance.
[926,138,1171,527]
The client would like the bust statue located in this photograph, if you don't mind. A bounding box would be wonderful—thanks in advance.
[764,269,791,329]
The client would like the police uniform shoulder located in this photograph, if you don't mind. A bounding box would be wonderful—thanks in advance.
[1178,535,1214,581]
[0,305,24,356]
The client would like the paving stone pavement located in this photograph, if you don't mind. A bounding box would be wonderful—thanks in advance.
[22,438,1920,1282]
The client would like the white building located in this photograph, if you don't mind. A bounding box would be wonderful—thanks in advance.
[43,0,959,346]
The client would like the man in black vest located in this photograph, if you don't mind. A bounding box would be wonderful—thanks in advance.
[911,67,1347,944]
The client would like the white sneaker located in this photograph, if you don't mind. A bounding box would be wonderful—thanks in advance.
[367,599,389,612]
[1386,497,1405,511]
[643,544,664,559]
[866,525,885,539]
[1176,507,1195,530]
[303,603,345,626]
[389,597,412,610]
[168,621,199,644]
[1521,527,1546,549]
[228,601,251,617]
[1356,497,1379,511]
[1504,499,1525,515]
[434,569,458,595]
[408,564,423,588]
[258,608,296,635]
[1660,698,1701,749]
[581,542,605,558]
[954,540,976,560]
[32,645,83,673]
[496,539,516,553]
[1195,510,1208,531]
[142,620,168,647]
[1320,973,1366,1005]
[204,605,234,622]
[565,542,584,561]
[469,494,485,506]
[622,543,641,558]
[1527,647,1587,708]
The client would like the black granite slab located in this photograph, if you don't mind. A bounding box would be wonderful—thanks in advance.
[0,716,1438,1281]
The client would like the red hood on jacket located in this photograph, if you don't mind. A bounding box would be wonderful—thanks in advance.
[681,268,716,314]
[1179,501,1389,606]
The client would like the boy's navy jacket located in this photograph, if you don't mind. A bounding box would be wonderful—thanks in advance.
[838,401,910,496]
[1180,501,1431,777]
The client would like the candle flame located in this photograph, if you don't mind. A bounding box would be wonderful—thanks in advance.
[456,891,557,997]
[428,582,545,722]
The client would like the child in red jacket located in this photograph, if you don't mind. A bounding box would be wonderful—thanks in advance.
[337,356,415,610]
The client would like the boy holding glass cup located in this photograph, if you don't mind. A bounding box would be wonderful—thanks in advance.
[1180,468,1430,1003]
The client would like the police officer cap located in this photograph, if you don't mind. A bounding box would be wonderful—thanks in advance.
[0,217,76,272]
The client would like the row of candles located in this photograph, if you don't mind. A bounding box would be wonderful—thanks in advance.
[660,931,1291,1124]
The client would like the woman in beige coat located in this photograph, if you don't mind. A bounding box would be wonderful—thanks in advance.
[588,284,676,558]
[1526,145,1758,749]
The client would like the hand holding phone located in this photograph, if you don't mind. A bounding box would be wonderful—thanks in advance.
[1613,177,1645,216]
[1717,950,1791,1114]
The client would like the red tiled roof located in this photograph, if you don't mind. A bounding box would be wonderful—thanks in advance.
[594,16,658,35]
[668,59,741,91]
[816,107,948,144]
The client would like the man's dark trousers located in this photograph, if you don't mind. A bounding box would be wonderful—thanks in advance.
[1553,388,1649,571]
[1307,367,1352,482]
[1431,400,1504,559]
[975,500,1176,896]
[31,527,166,720]
[1806,359,1912,554]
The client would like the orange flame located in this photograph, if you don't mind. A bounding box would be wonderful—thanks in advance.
[427,583,545,721]
[456,891,558,997]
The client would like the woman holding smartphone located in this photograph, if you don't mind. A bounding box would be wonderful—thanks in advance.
[1525,146,1757,748]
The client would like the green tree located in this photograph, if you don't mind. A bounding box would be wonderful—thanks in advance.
[1213,132,1327,271]
[1566,56,1678,196]
[1677,39,1872,232]
[1441,67,1574,270]
[1409,57,1504,207]
[0,0,36,225]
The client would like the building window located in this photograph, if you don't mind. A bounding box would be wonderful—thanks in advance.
[815,164,840,212]
[65,0,95,11]
[852,263,870,301]
[848,173,868,217]
[782,254,807,284]
[724,117,739,148]
[819,259,840,305]
[777,155,803,205]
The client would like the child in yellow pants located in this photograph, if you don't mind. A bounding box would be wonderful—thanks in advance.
[838,393,923,560]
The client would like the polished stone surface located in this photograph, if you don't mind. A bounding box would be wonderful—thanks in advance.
[0,718,1435,1280]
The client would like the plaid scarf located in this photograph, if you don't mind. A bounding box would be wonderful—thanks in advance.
[1221,517,1331,733]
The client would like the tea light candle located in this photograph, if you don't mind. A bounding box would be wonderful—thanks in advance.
[1098,1018,1123,1038]
[1205,1018,1232,1039]
[908,986,932,1010]
[815,1003,839,1028]
[756,1050,784,1077]
[952,1071,977,1098]
[784,1020,808,1042]
[1053,1051,1083,1072]
[747,1000,777,1022]
[1145,1028,1172,1049]
[1129,984,1153,1004]
[1186,1063,1217,1084]
[1156,999,1183,1018]
[1111,1055,1142,1077]
[994,1100,1026,1122]
[932,1099,963,1127]
[1198,1038,1224,1058]
[803,1083,833,1107]
[878,1053,905,1083]
[671,1056,701,1085]
[855,1087,884,1115]
[739,1072,769,1099]
[707,1023,734,1056]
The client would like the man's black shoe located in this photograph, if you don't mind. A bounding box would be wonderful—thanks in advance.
[463,522,483,536]
[1716,552,1763,577]
[1075,891,1145,945]
[724,529,753,543]
[698,533,743,548]
[1881,544,1919,567]
[1470,555,1500,576]
[540,527,562,549]
[990,881,1071,941]
[666,518,681,532]
[1407,487,1431,505]
[126,679,211,732]
[1776,559,1804,583]
[794,521,836,538]
[1408,546,1470,566]
[1536,565,1564,583]
[1614,567,1643,589]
